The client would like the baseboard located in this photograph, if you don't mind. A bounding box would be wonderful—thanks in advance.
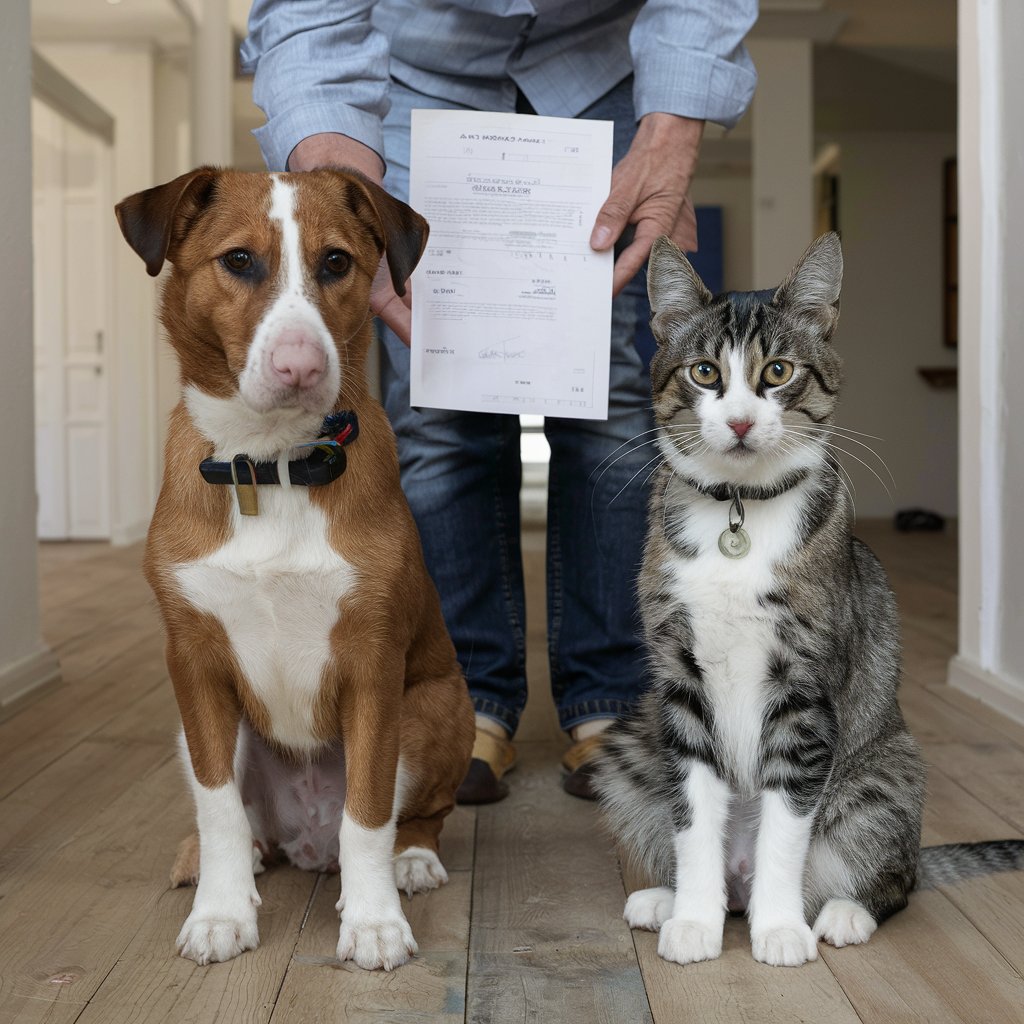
[947,654,1024,727]
[110,517,149,547]
[0,646,62,722]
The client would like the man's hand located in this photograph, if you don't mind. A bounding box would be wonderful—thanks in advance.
[289,133,413,345]
[589,113,704,296]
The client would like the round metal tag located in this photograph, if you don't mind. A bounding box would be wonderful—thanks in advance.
[718,527,751,559]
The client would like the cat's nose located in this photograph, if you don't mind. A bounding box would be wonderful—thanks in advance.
[729,420,754,439]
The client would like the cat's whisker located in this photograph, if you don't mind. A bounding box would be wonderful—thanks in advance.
[787,422,886,442]
[786,424,897,492]
[608,454,665,507]
[779,433,858,518]
[589,427,701,489]
[794,436,894,502]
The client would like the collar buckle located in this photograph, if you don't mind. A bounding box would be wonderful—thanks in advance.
[230,456,259,516]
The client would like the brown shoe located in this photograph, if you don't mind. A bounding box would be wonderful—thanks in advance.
[561,734,606,800]
[456,728,517,804]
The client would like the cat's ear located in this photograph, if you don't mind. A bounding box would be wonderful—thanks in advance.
[647,235,712,321]
[773,232,843,324]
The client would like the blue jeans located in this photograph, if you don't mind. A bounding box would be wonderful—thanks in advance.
[380,77,653,735]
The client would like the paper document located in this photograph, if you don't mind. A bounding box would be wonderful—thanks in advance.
[409,109,613,419]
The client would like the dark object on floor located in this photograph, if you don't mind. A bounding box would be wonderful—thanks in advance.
[895,508,946,532]
[561,735,604,800]
[456,757,510,804]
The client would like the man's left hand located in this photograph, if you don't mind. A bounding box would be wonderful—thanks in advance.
[590,112,705,296]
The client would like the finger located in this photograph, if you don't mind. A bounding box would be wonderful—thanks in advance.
[590,176,640,251]
[610,219,665,296]
[669,197,698,253]
[375,293,412,346]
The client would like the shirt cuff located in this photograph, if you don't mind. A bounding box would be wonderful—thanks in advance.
[252,100,386,173]
[633,46,757,130]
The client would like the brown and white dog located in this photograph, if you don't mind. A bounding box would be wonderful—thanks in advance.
[115,167,474,970]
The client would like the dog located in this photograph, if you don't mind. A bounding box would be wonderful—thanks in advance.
[115,167,474,971]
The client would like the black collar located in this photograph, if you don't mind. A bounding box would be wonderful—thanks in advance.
[682,468,809,502]
[199,411,359,488]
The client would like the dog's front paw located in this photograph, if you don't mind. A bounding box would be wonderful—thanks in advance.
[337,911,417,971]
[751,924,818,967]
[177,912,259,965]
[624,887,674,932]
[657,918,723,965]
[394,847,448,897]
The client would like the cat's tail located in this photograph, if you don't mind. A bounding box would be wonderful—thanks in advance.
[916,841,1024,889]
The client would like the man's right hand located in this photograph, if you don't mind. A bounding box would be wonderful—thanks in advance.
[288,133,413,346]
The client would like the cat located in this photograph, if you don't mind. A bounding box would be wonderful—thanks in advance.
[592,232,1024,968]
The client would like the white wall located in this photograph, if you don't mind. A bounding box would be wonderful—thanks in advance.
[0,0,61,712]
[39,42,160,545]
[828,131,958,519]
[153,50,191,476]
[951,0,1024,723]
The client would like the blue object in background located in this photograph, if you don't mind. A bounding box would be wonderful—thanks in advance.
[633,205,724,371]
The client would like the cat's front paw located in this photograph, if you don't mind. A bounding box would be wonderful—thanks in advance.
[624,887,674,931]
[751,924,818,967]
[813,898,877,948]
[657,917,723,965]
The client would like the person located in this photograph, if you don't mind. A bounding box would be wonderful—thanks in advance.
[242,0,758,803]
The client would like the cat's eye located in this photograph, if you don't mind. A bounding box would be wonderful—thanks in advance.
[221,249,253,273]
[762,360,794,387]
[689,361,720,387]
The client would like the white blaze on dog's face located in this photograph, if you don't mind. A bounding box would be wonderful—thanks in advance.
[116,168,427,458]
[237,176,342,416]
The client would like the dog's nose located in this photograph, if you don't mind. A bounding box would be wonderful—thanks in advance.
[269,331,327,390]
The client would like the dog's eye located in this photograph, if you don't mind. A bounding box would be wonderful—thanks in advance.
[222,249,253,273]
[323,250,351,278]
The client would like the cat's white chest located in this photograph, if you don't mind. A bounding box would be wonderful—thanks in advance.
[665,492,804,788]
[174,487,357,751]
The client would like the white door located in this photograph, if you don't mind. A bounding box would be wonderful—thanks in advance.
[32,98,113,540]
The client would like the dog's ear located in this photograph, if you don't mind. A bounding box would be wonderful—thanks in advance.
[115,167,220,277]
[341,171,429,297]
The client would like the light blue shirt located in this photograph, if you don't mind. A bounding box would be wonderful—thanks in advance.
[242,1,758,172]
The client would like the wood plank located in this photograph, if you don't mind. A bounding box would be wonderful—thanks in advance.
[42,572,154,652]
[899,682,1024,830]
[0,634,166,800]
[267,805,476,1023]
[270,872,472,1024]
[0,756,191,1024]
[0,737,176,885]
[632,918,862,1024]
[922,765,1024,975]
[616,862,861,1023]
[466,741,652,1024]
[73,866,318,1024]
[818,887,1024,1023]
[38,545,142,614]
[923,681,1024,753]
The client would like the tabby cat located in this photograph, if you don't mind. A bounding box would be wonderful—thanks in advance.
[593,233,1024,967]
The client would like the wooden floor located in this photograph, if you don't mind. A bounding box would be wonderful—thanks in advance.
[2,522,1023,1023]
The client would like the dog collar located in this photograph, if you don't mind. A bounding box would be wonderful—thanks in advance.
[199,412,359,515]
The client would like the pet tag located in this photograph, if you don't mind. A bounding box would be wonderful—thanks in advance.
[718,526,750,559]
